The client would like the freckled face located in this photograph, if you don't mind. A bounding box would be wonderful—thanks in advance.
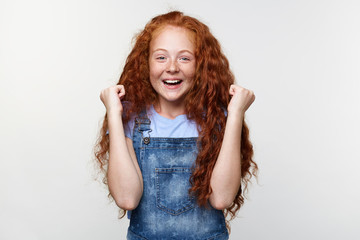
[149,25,196,106]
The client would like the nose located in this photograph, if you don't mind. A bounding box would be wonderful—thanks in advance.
[166,59,179,73]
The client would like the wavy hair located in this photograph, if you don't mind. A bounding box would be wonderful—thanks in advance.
[94,11,258,232]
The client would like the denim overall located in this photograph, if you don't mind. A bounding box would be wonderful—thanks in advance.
[127,111,229,240]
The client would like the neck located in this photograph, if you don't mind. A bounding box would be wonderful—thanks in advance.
[154,99,186,120]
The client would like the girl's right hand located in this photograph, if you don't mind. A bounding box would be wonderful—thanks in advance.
[100,85,126,114]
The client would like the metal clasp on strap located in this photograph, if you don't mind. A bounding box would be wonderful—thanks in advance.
[135,117,152,145]
[143,137,150,145]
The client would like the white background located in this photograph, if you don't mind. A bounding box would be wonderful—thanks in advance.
[1,0,359,239]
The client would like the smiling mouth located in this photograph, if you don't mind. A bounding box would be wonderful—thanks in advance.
[162,79,183,85]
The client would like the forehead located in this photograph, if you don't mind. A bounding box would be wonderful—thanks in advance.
[150,25,195,50]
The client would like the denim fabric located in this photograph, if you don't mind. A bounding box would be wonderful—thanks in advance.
[127,111,229,240]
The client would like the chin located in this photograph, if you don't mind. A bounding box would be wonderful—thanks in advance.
[160,94,185,103]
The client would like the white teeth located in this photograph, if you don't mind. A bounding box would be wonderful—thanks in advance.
[164,80,181,84]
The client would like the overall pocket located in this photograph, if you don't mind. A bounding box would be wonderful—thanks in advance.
[155,167,196,215]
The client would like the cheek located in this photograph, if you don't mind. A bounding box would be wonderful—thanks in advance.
[149,62,162,79]
[149,65,161,89]
[185,64,196,78]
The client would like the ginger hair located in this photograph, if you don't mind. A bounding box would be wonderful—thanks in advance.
[94,11,258,232]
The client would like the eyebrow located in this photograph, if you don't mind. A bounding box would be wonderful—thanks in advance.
[152,48,195,55]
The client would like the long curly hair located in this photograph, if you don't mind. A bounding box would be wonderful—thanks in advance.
[94,11,258,232]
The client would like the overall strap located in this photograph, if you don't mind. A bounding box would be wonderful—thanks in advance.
[133,108,152,145]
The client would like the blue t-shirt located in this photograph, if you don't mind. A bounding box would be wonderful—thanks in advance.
[124,105,199,139]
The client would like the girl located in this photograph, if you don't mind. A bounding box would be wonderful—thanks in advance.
[95,11,257,240]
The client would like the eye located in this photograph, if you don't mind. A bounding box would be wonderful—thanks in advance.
[156,56,166,60]
[179,57,190,61]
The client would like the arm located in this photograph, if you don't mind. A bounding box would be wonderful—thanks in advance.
[100,85,143,210]
[209,85,255,210]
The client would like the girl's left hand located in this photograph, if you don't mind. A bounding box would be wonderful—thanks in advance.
[227,84,255,115]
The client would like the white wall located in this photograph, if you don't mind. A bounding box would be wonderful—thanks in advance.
[1,0,359,239]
